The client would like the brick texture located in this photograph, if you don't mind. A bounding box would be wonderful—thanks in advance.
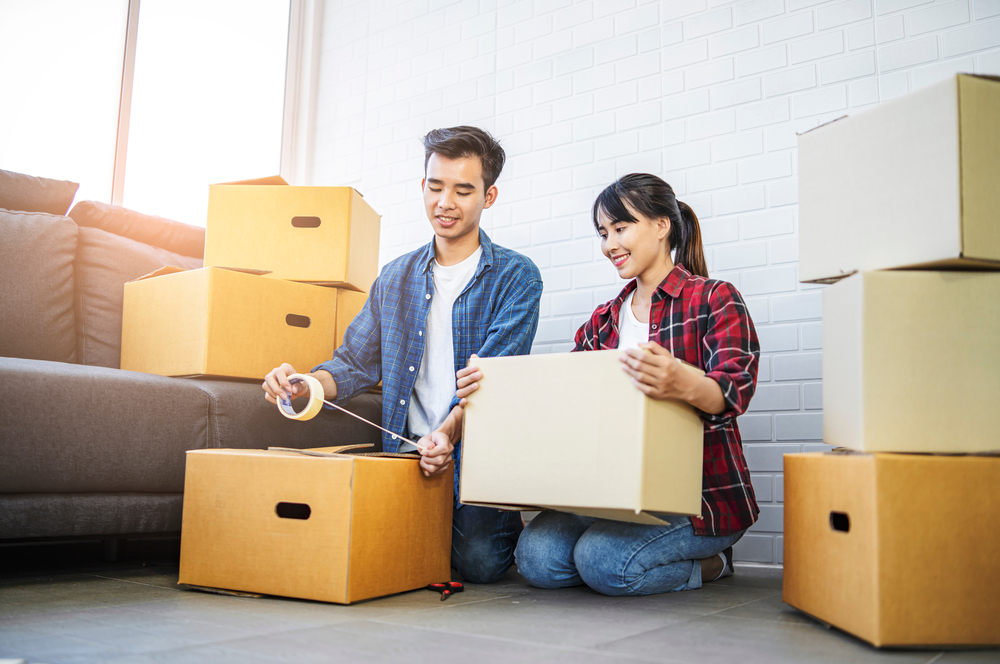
[310,0,1000,565]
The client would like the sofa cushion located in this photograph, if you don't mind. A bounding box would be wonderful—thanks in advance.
[0,358,212,494]
[0,208,78,363]
[69,200,205,258]
[0,169,79,215]
[0,357,385,496]
[75,226,202,368]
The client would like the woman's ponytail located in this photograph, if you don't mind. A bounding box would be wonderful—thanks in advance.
[674,200,708,278]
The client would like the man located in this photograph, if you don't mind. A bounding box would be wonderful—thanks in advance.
[263,126,543,584]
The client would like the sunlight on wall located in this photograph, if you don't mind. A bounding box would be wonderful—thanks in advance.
[122,0,289,226]
[0,0,129,204]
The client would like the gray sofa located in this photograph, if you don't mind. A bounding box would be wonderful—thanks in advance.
[0,169,381,552]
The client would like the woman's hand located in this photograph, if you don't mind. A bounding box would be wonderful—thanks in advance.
[416,430,454,477]
[620,342,726,414]
[455,353,482,406]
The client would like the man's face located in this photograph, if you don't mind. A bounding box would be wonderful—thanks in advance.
[422,153,497,244]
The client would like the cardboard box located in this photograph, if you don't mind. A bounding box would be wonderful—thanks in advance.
[179,447,453,604]
[460,350,705,525]
[121,266,364,379]
[205,176,380,291]
[798,74,1000,283]
[823,270,1000,454]
[783,451,1000,647]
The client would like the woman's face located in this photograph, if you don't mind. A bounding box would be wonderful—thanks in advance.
[597,207,671,281]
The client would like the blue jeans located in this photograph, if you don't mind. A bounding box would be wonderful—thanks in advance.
[451,505,524,584]
[514,512,745,596]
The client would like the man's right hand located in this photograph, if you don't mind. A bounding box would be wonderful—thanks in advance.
[263,363,308,405]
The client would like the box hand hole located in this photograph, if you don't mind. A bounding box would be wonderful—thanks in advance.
[276,502,311,520]
[291,216,321,228]
[829,511,850,532]
[286,314,311,328]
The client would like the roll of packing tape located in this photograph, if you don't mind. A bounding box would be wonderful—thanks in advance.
[277,373,324,421]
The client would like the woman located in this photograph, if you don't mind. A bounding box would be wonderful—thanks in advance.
[458,174,760,595]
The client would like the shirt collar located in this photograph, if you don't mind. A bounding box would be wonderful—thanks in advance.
[419,227,494,276]
[657,263,692,301]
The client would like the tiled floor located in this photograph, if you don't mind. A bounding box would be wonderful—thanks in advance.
[0,539,995,664]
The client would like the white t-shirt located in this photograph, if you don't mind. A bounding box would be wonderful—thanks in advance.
[402,246,482,451]
[617,289,650,350]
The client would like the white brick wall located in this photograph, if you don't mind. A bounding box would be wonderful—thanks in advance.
[311,0,1000,566]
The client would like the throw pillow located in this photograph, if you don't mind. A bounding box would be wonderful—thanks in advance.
[69,200,205,258]
[0,169,79,216]
[0,208,78,363]
[75,226,202,369]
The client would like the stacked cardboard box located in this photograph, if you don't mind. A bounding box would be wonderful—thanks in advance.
[784,74,1000,647]
[121,176,379,380]
[118,176,453,604]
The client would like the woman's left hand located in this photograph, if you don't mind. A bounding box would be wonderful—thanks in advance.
[619,342,696,402]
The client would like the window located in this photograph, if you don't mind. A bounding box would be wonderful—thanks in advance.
[1,0,290,226]
[122,0,290,226]
[0,0,130,203]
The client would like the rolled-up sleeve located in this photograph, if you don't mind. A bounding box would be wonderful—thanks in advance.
[312,280,383,404]
[699,282,760,425]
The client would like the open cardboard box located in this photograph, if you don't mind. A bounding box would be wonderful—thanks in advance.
[823,270,1000,454]
[205,176,381,291]
[798,74,1000,283]
[783,450,1000,647]
[459,350,705,525]
[178,446,453,604]
[121,266,366,380]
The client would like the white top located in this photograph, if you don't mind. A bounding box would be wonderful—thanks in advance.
[403,246,482,451]
[617,289,649,351]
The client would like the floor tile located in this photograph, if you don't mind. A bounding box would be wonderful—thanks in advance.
[597,613,944,664]
[212,620,681,664]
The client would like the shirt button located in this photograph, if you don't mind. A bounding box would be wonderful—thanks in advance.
[651,324,658,330]
[391,434,397,440]
[425,294,431,300]
[419,331,423,336]
[400,399,406,405]
[409,366,415,372]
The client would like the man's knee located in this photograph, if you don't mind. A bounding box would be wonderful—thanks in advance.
[450,506,522,584]
[452,537,512,584]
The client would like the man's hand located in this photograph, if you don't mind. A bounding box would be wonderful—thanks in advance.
[416,430,454,477]
[619,342,726,415]
[263,363,305,405]
[263,365,337,405]
[455,353,482,406]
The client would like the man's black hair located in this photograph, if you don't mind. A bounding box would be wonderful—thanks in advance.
[422,126,506,190]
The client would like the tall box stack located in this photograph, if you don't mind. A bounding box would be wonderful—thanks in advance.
[122,176,379,379]
[786,75,1000,647]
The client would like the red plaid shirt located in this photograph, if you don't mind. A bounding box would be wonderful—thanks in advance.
[573,264,760,536]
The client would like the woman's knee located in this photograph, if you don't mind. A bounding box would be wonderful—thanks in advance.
[573,521,692,596]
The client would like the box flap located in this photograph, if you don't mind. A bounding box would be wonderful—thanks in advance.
[130,265,187,283]
[215,175,288,186]
[128,265,271,284]
[798,114,848,136]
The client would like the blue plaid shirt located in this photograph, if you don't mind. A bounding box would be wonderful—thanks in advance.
[313,229,542,482]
